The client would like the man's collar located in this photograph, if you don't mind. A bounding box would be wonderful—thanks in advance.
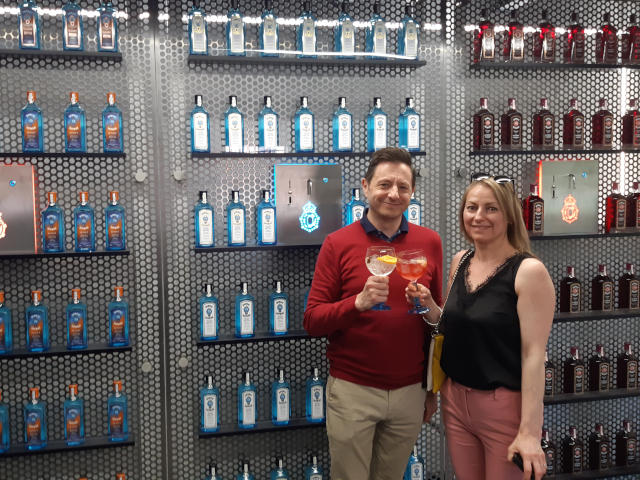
[360,208,409,242]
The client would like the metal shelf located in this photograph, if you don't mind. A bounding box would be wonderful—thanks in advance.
[188,54,425,68]
[194,245,321,253]
[192,151,427,159]
[544,388,640,405]
[470,61,635,71]
[469,149,633,156]
[0,49,122,62]
[554,309,640,324]
[547,464,640,479]
[531,232,640,241]
[198,418,324,438]
[197,330,310,346]
[0,343,132,360]
[0,250,130,260]
[0,435,134,457]
[0,152,126,159]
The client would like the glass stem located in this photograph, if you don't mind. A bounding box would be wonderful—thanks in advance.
[412,280,422,309]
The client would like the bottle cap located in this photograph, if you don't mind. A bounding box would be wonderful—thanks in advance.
[570,98,578,108]
[542,428,550,441]
[69,384,78,396]
[569,425,577,437]
[373,2,381,15]
[31,290,42,302]
[107,92,116,104]
[633,181,639,189]
[623,420,631,431]
[598,264,606,274]
[300,96,308,106]
[510,9,518,19]
[530,184,537,193]
[0,291,4,304]
[338,96,346,106]
[480,97,488,107]
[231,190,240,202]
[626,263,634,272]
[207,375,213,386]
[406,4,414,16]
[570,12,579,23]
[70,92,79,104]
[244,371,251,384]
[263,96,272,107]
[79,191,89,203]
[599,98,607,108]
[199,190,208,202]
[541,9,549,20]
[480,8,488,18]
[612,181,619,190]
[262,189,270,202]
[624,342,632,353]
[264,0,273,9]
[596,344,605,355]
[229,95,237,106]
[114,286,124,297]
[116,474,126,480]
[540,98,548,107]
[204,283,213,296]
[595,423,604,435]
[109,190,119,203]
[570,346,579,357]
[113,380,123,391]
[72,288,81,301]
[29,387,40,399]
[47,191,58,204]
[275,280,282,292]
[195,94,203,106]
[632,14,638,24]
[406,97,413,107]
[374,96,381,105]
[603,12,611,22]
[27,90,36,102]
[240,281,248,294]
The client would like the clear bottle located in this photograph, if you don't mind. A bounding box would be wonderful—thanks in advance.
[269,281,289,335]
[24,387,47,450]
[473,8,495,62]
[188,4,208,55]
[0,390,9,453]
[64,92,86,153]
[398,4,419,59]
[235,282,255,338]
[258,96,279,152]
[305,367,325,423]
[544,350,556,396]
[194,191,215,248]
[367,97,388,152]
[564,12,585,63]
[64,384,85,446]
[97,1,118,52]
[588,423,611,470]
[295,96,315,153]
[541,428,556,475]
[108,286,129,347]
[41,191,65,253]
[403,445,424,480]
[304,455,324,480]
[615,420,637,465]
[596,12,618,64]
[563,346,585,394]
[227,190,246,247]
[0,291,12,354]
[588,344,611,392]
[18,0,41,50]
[105,190,126,251]
[25,290,50,352]
[399,97,421,152]
[297,1,317,58]
[191,95,211,153]
[225,96,244,153]
[616,342,638,389]
[502,10,524,61]
[627,181,640,228]
[66,288,88,350]
[237,372,257,429]
[622,99,640,148]
[606,182,627,233]
[405,193,422,226]
[226,0,245,56]
[346,188,366,225]
[366,2,387,58]
[259,0,279,57]
[332,97,353,152]
[108,380,129,441]
[102,92,124,153]
[561,426,584,473]
[271,369,290,426]
[622,14,640,64]
[533,10,556,63]
[21,90,44,153]
[74,191,95,252]
[270,458,290,480]
[199,284,219,341]
[501,98,523,149]
[562,98,585,149]
[473,98,495,151]
[532,98,555,149]
[257,189,277,246]
[335,2,355,58]
[591,264,614,311]
[237,463,255,480]
[522,184,544,235]
[619,263,640,309]
[200,376,220,433]
[592,98,614,149]
[62,0,84,51]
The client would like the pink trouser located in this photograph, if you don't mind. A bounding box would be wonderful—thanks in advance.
[441,377,523,480]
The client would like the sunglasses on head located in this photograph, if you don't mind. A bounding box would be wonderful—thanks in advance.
[470,172,515,187]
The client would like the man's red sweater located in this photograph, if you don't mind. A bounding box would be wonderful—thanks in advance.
[303,220,443,389]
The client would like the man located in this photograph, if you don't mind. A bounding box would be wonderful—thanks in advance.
[304,147,443,480]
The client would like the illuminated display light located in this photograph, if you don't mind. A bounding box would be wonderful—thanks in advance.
[299,201,320,233]
[561,194,580,224]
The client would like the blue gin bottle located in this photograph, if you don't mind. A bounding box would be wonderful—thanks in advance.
[234,282,254,338]
[0,390,9,453]
[335,2,356,58]
[108,286,129,347]
[304,455,324,480]
[260,0,279,57]
[21,90,44,153]
[366,2,387,58]
[24,387,47,450]
[297,1,317,58]
[103,92,124,153]
[64,384,85,446]
[399,97,421,151]
[188,5,208,55]
[225,96,244,153]
[66,288,88,350]
[106,190,126,250]
[0,291,12,354]
[295,96,315,152]
[367,97,388,152]
[25,290,50,353]
[237,463,255,480]
[398,4,420,59]
[226,0,246,56]
[18,0,41,50]
[227,190,246,247]
[74,191,95,252]
[332,97,353,152]
[270,458,290,480]
[404,193,422,226]
[257,189,277,246]
[62,0,84,51]
[191,95,211,153]
[258,96,279,152]
[403,445,425,480]
[97,1,118,52]
[42,192,65,253]
[305,367,325,423]
[206,465,222,480]
[237,372,257,429]
[200,376,220,433]
[269,281,288,335]
[199,284,219,341]
[271,369,290,426]
[195,191,215,248]
[108,380,128,441]
[346,188,366,225]
[64,91,86,153]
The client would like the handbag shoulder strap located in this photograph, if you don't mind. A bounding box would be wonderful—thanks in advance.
[433,249,473,333]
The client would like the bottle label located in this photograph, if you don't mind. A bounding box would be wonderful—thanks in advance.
[481,114,493,146]
[27,313,44,348]
[230,207,245,244]
[66,112,83,150]
[203,393,218,429]
[25,412,41,443]
[603,115,613,146]
[191,14,206,52]
[481,28,494,59]
[374,114,387,150]
[276,387,289,422]
[299,113,313,150]
[20,10,37,47]
[262,113,278,149]
[197,209,213,246]
[107,211,124,249]
[309,475,322,480]
[272,298,287,332]
[542,115,554,146]
[545,449,555,474]
[511,28,525,59]
[43,212,61,250]
[109,404,124,434]
[64,12,81,47]
[532,201,544,232]
[633,117,640,146]
[260,208,276,244]
[572,446,582,472]
[574,365,584,393]
[573,115,584,146]
[407,204,421,225]
[192,112,208,151]
[405,22,418,57]
[407,114,420,149]
[23,112,40,149]
[239,299,253,335]
[310,384,324,419]
[569,283,581,312]
[601,281,614,311]
[374,21,386,54]
[340,20,355,54]
[410,463,423,480]
[510,115,522,145]
[104,112,122,150]
[227,112,243,152]
[202,301,217,337]
[229,17,244,53]
[629,279,639,309]
[627,360,638,389]
[599,442,609,469]
[302,18,316,54]
[571,31,585,60]
[338,113,352,150]
[262,17,277,51]
[99,12,115,50]
[352,205,365,222]
[544,366,554,395]
[241,391,256,425]
[616,199,626,228]
[65,406,82,440]
[75,212,93,249]
[110,307,127,343]
[599,362,610,391]
[68,310,85,346]
[629,439,637,462]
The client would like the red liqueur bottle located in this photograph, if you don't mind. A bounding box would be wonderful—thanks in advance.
[501,98,523,149]
[592,98,614,149]
[544,350,556,396]
[533,98,555,149]
[563,346,585,394]
[596,13,619,64]
[541,428,557,475]
[606,182,627,233]
[622,99,640,148]
[473,9,495,62]
[560,266,582,313]
[503,10,525,61]
[618,263,640,309]
[522,184,544,235]
[564,12,585,63]
[562,426,584,473]
[588,423,611,470]
[616,420,637,465]
[588,344,611,392]
[622,14,640,64]
[563,98,585,149]
[533,10,556,62]
[473,98,495,150]
[617,342,638,390]
[591,264,614,311]
[626,181,640,228]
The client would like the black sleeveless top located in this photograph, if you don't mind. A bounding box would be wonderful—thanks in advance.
[440,251,531,391]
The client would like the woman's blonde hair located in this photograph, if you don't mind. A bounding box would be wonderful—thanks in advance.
[458,178,533,255]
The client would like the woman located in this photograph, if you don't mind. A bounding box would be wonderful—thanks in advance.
[410,175,554,480]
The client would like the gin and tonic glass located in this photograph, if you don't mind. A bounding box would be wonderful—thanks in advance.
[396,249,430,314]
[365,246,396,311]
